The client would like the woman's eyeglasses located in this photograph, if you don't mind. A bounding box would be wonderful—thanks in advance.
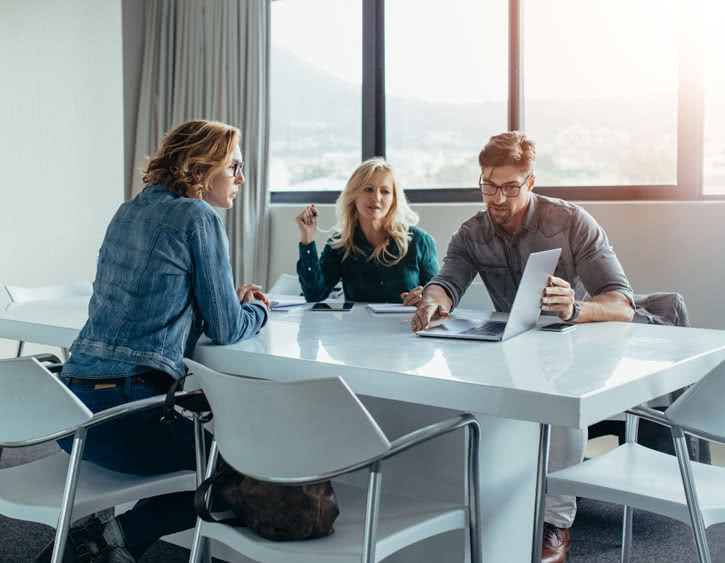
[225,161,245,178]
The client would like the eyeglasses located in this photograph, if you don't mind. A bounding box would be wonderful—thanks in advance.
[225,160,245,178]
[478,173,531,197]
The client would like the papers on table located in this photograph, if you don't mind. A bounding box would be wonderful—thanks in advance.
[366,303,416,314]
[270,301,310,311]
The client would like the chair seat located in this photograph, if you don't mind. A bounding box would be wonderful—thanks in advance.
[548,442,725,528]
[0,451,196,526]
[199,482,467,563]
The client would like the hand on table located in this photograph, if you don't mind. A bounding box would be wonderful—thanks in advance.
[411,301,449,332]
[236,284,270,310]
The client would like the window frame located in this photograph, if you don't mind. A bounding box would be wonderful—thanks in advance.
[271,0,711,205]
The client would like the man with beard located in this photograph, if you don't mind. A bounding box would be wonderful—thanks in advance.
[411,131,635,563]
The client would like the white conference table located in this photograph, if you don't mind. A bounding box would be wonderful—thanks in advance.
[3,297,725,562]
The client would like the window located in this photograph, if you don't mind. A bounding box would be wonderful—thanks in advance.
[703,3,725,195]
[270,0,362,192]
[524,1,679,187]
[270,0,718,203]
[385,0,507,189]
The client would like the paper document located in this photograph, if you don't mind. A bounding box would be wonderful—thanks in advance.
[270,301,310,311]
[366,304,417,314]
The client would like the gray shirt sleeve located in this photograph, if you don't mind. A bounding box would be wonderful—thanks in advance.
[570,207,634,307]
[426,226,479,309]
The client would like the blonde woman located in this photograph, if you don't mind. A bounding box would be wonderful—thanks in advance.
[296,158,439,304]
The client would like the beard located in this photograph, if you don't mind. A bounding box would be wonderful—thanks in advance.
[487,204,511,224]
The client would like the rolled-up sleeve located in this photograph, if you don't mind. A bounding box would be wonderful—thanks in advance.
[297,240,342,302]
[427,227,479,309]
[570,208,634,306]
[189,211,268,345]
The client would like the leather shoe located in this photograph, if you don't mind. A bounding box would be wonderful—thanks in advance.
[541,523,571,563]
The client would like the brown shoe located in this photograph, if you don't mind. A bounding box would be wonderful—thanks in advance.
[541,523,571,563]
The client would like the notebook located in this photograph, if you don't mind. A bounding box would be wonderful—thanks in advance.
[416,248,561,342]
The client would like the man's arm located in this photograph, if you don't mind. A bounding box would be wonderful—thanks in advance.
[411,284,453,332]
[542,277,633,323]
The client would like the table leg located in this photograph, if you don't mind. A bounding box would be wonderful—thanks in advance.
[531,423,551,563]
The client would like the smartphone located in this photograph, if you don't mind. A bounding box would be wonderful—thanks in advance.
[311,302,354,312]
[540,322,576,333]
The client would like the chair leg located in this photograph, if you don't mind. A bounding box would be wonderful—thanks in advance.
[672,427,712,563]
[361,461,383,563]
[51,428,87,563]
[193,414,211,563]
[189,441,219,563]
[16,340,24,357]
[621,505,634,563]
[467,422,483,563]
[531,424,551,563]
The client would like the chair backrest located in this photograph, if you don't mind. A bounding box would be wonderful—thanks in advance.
[0,358,93,446]
[633,292,690,327]
[185,359,391,481]
[268,273,302,296]
[665,360,725,440]
[5,280,93,304]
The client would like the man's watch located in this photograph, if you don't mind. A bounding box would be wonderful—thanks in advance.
[566,301,581,323]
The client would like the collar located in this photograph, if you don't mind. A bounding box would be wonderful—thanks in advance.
[521,191,539,233]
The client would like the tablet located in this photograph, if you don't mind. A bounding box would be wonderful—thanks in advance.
[311,302,354,312]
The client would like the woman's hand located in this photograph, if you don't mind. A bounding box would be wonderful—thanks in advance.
[236,284,270,310]
[401,286,424,306]
[295,204,318,244]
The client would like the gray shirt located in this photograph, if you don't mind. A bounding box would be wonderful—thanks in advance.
[429,193,634,312]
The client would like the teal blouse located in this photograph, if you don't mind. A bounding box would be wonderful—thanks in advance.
[297,226,439,303]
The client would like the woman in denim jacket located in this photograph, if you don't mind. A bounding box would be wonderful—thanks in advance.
[38,121,268,562]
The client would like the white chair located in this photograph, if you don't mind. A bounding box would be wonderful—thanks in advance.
[268,273,302,296]
[185,359,482,563]
[547,361,725,563]
[0,356,203,563]
[4,280,93,359]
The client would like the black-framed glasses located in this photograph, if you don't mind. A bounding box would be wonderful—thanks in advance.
[478,173,531,197]
[227,160,245,178]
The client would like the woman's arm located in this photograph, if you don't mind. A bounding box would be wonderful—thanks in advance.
[418,231,440,286]
[189,211,267,345]
[297,241,342,302]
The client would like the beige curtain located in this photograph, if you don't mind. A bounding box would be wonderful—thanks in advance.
[131,0,271,286]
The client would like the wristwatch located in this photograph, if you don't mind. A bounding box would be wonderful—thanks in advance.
[566,301,581,323]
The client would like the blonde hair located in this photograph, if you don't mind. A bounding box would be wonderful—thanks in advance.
[331,158,419,265]
[142,120,240,199]
[478,131,536,174]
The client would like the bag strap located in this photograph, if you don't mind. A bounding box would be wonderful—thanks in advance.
[160,369,213,425]
[193,465,239,525]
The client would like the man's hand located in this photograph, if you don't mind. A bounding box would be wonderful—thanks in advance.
[401,286,424,306]
[411,301,450,332]
[542,276,576,321]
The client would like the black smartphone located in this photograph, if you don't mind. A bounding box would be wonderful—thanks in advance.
[311,302,354,312]
[540,322,576,333]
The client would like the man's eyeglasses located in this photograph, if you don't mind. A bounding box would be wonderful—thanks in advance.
[225,161,245,178]
[478,173,531,197]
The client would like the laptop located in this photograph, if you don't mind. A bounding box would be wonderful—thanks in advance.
[417,248,562,342]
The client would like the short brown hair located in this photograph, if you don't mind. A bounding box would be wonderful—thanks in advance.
[478,131,536,174]
[143,120,240,199]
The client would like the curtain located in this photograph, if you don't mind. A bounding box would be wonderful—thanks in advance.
[131,0,271,286]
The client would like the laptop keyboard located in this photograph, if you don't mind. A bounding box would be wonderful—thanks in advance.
[461,321,507,337]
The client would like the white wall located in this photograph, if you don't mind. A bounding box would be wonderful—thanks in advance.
[269,201,725,330]
[0,0,124,355]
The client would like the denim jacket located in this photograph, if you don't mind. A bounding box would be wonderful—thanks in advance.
[62,185,267,381]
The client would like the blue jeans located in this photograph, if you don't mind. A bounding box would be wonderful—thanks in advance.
[58,372,210,558]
